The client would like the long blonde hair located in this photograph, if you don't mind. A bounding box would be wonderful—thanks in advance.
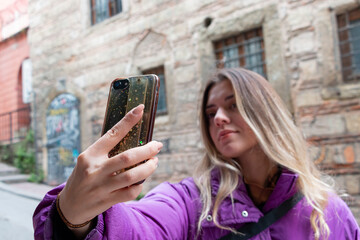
[194,68,333,239]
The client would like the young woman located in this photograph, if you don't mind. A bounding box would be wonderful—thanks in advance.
[33,68,359,240]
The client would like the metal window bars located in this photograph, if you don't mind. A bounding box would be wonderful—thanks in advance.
[337,8,360,82]
[0,107,31,144]
[213,28,267,78]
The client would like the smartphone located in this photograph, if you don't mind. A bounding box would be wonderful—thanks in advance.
[101,75,160,180]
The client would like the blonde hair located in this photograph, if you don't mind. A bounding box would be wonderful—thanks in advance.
[194,68,334,239]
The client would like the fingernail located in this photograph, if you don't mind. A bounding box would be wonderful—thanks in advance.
[157,142,163,151]
[154,157,159,167]
[133,104,144,115]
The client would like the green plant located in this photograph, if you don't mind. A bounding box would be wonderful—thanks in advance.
[28,169,44,183]
[0,129,43,183]
[13,129,37,176]
[14,144,35,174]
[0,145,13,164]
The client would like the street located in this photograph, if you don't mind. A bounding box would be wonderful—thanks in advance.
[0,188,39,240]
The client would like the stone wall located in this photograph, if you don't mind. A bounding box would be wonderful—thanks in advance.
[28,0,360,222]
[282,0,360,221]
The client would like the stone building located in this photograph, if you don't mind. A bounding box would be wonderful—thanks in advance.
[28,0,360,221]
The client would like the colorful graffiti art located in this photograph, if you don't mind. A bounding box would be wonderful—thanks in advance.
[46,93,80,185]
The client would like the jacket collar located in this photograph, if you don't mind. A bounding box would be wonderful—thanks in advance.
[210,167,299,212]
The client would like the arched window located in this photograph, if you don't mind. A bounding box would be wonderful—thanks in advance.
[13,58,31,141]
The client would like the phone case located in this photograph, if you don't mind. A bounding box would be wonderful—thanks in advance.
[102,75,159,165]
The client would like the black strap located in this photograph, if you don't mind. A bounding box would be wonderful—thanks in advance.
[219,191,304,240]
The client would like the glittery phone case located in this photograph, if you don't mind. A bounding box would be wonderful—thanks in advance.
[101,75,159,175]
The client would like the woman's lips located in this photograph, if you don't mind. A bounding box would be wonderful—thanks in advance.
[218,130,237,141]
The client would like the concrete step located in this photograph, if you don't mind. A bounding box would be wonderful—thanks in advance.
[0,162,20,176]
[0,174,30,184]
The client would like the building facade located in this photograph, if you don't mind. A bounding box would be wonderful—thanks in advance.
[27,0,360,221]
[0,0,31,144]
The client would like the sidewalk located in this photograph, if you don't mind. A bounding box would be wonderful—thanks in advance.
[0,162,53,201]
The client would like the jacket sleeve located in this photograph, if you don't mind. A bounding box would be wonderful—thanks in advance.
[102,179,201,239]
[32,183,102,240]
[33,183,75,240]
[33,178,201,240]
[326,195,360,240]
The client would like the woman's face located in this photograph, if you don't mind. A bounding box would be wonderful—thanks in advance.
[205,80,258,159]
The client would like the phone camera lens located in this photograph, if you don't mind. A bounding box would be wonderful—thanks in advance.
[113,81,121,89]
[113,79,129,90]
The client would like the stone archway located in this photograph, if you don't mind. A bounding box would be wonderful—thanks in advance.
[46,93,80,185]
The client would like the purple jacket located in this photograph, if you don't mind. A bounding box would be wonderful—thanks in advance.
[33,170,359,239]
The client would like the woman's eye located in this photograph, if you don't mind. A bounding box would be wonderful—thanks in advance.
[230,103,237,110]
[206,112,215,119]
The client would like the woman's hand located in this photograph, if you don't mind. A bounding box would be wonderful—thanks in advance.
[58,104,162,231]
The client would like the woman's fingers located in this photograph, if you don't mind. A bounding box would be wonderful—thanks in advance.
[89,104,145,155]
[104,141,163,174]
[110,184,143,205]
[57,104,163,225]
[58,158,158,224]
[108,158,159,200]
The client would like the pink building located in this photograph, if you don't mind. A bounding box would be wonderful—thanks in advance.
[0,0,30,143]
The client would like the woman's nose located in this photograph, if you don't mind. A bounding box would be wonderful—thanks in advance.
[214,109,230,127]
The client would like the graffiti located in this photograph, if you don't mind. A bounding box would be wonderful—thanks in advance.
[58,147,73,166]
[49,108,69,116]
[46,93,81,185]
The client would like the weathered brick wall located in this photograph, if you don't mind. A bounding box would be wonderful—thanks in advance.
[0,30,30,142]
[282,0,360,223]
[0,0,30,142]
[28,0,360,222]
[0,30,29,114]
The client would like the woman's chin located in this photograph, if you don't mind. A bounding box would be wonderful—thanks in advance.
[216,141,258,160]
[218,148,239,159]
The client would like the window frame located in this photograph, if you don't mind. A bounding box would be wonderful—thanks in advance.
[90,0,122,25]
[213,28,267,78]
[336,7,360,83]
[142,66,168,116]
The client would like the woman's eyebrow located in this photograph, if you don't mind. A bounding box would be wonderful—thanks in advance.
[206,104,215,109]
[206,95,234,109]
[225,94,234,101]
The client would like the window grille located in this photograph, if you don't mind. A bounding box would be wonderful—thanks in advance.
[337,7,360,82]
[0,107,31,143]
[90,0,122,25]
[213,28,266,77]
[142,66,168,115]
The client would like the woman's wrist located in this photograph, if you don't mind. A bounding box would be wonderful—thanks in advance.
[55,193,95,239]
[56,193,93,228]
